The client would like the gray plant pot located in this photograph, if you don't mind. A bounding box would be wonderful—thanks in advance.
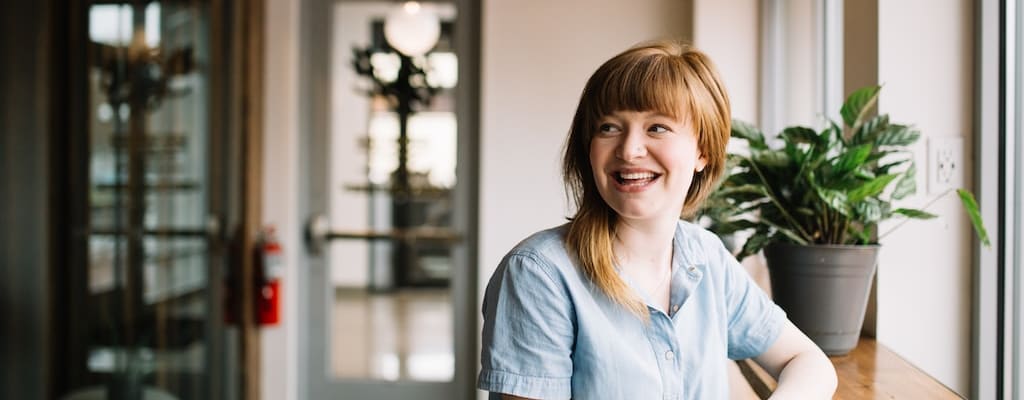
[763,242,880,356]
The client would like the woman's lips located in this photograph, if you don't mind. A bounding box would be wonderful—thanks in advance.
[612,170,661,192]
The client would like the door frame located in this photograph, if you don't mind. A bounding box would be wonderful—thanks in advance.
[298,0,480,398]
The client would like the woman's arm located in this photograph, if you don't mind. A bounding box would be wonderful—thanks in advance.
[753,320,837,399]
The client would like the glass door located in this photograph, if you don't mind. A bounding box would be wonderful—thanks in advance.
[58,1,239,399]
[301,0,477,398]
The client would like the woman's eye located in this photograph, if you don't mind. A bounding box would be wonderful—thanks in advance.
[598,123,621,134]
[649,124,670,134]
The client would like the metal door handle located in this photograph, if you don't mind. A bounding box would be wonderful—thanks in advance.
[304,214,461,255]
[305,214,331,254]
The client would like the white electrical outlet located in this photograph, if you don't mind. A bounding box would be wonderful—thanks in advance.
[928,137,964,195]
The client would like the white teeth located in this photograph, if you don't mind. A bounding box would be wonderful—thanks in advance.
[619,172,656,180]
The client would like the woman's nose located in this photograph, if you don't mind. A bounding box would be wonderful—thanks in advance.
[617,132,647,160]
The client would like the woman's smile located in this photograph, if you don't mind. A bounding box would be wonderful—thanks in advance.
[611,168,662,192]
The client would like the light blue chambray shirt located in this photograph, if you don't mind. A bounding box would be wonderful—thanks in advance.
[478,221,785,400]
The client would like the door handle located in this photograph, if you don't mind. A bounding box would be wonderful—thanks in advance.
[305,214,331,254]
[304,213,461,256]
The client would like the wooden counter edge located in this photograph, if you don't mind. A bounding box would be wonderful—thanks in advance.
[736,336,963,399]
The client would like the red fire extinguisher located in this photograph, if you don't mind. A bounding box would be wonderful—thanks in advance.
[257,226,283,325]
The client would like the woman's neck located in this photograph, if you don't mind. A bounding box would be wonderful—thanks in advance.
[613,217,676,312]
[612,217,676,272]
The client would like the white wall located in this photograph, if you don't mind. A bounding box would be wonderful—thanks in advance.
[261,0,301,399]
[875,0,975,394]
[692,0,760,123]
[783,0,817,129]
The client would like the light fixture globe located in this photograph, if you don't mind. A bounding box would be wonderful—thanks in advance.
[383,2,440,57]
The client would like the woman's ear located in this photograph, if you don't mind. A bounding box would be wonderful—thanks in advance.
[695,153,708,173]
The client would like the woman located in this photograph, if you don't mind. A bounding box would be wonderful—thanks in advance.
[477,40,837,399]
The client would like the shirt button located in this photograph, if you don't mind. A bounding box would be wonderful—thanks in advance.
[664,350,674,360]
[671,304,679,313]
[687,265,697,272]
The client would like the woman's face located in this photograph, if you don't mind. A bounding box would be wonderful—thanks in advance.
[588,109,707,224]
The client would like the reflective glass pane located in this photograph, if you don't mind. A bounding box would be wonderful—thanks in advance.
[66,1,219,398]
[327,0,459,382]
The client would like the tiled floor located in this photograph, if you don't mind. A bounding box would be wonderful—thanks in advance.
[331,288,454,382]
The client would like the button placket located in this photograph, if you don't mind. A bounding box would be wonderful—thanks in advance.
[647,315,681,398]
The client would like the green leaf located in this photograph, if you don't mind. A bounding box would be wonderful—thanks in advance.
[759,202,802,233]
[892,208,938,219]
[763,220,810,245]
[780,126,821,146]
[876,124,921,147]
[852,228,872,244]
[784,141,811,165]
[737,229,772,261]
[734,201,769,216]
[710,219,761,236]
[956,189,991,247]
[848,174,899,203]
[829,175,869,191]
[724,191,770,205]
[841,85,881,128]
[854,198,885,223]
[864,149,901,164]
[732,119,768,150]
[892,164,917,200]
[752,149,790,168]
[815,187,851,215]
[723,169,760,186]
[831,144,873,176]
[824,120,843,148]
[853,167,877,180]
[877,158,911,174]
[715,184,766,196]
[851,114,890,146]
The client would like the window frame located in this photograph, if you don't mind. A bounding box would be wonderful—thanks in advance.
[973,0,1021,398]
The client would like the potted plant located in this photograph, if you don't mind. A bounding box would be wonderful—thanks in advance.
[704,85,989,355]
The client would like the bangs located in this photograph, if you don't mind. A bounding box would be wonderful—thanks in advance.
[587,54,689,124]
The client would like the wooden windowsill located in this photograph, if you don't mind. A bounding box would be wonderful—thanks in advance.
[737,336,963,399]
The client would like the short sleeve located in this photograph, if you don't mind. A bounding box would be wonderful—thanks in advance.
[478,251,575,400]
[717,239,786,360]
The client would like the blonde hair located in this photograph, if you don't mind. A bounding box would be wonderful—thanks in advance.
[562,40,731,317]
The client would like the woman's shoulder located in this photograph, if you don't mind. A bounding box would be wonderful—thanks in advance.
[674,219,732,269]
[499,224,575,278]
[675,218,719,239]
[506,224,570,257]
[675,219,726,249]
